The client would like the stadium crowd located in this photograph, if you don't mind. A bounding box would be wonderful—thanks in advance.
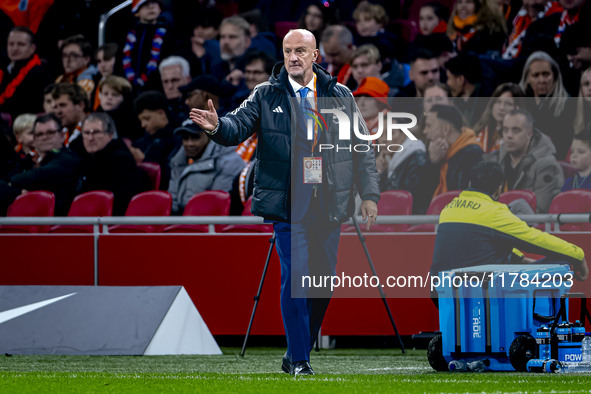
[1,0,591,217]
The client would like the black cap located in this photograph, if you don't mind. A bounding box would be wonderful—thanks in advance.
[179,76,224,97]
[174,118,206,136]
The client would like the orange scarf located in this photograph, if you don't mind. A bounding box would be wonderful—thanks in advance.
[433,128,480,198]
[0,54,42,106]
[236,133,258,163]
[475,126,501,153]
[453,14,479,30]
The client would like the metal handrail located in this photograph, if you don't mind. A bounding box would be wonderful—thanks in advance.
[98,0,132,47]
[0,213,589,226]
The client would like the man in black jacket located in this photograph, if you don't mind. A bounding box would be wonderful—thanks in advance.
[191,29,380,376]
[0,27,52,118]
[131,90,181,190]
[76,112,149,215]
[0,114,81,216]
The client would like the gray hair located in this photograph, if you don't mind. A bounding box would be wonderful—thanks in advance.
[83,112,118,139]
[159,56,191,78]
[519,51,568,117]
[220,15,251,37]
[321,25,353,49]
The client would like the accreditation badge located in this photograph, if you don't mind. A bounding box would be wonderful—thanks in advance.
[303,157,322,184]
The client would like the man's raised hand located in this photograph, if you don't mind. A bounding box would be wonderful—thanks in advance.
[189,99,219,131]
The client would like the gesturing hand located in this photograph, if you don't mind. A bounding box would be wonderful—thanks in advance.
[189,99,219,132]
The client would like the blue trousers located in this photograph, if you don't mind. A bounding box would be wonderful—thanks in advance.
[273,197,341,363]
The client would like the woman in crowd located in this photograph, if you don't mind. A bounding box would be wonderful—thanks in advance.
[419,2,450,36]
[519,51,573,159]
[447,0,507,54]
[574,67,591,135]
[298,1,335,45]
[98,76,143,141]
[473,83,526,153]
[410,83,454,144]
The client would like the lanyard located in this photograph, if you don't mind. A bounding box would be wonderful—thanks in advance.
[310,73,318,155]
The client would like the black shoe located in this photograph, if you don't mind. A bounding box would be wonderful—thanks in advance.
[292,361,315,376]
[281,352,291,374]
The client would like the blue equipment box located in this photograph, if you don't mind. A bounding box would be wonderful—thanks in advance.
[436,264,573,371]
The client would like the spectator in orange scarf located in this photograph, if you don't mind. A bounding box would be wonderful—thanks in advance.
[423,105,484,198]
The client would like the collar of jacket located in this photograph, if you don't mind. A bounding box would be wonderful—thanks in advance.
[465,187,495,201]
[149,123,175,141]
[270,61,337,96]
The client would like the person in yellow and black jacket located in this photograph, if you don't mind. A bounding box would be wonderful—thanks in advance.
[431,162,589,292]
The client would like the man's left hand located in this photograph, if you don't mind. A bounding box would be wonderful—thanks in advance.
[360,200,378,230]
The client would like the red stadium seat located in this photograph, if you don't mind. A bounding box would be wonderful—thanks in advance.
[138,162,161,190]
[49,191,114,233]
[274,22,298,40]
[499,190,537,212]
[559,161,576,181]
[109,191,172,233]
[407,190,462,232]
[219,196,273,233]
[548,190,591,231]
[0,191,55,233]
[164,191,231,233]
[344,190,413,233]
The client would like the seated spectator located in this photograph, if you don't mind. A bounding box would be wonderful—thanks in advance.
[298,1,336,44]
[123,0,174,92]
[503,0,563,59]
[474,83,526,153]
[412,83,454,144]
[524,0,591,49]
[168,119,245,214]
[180,76,224,113]
[353,77,391,135]
[445,53,491,126]
[98,76,143,141]
[230,51,274,111]
[159,56,192,127]
[561,22,591,95]
[212,16,252,82]
[562,130,591,190]
[353,1,404,61]
[397,49,440,98]
[346,44,383,92]
[12,114,36,160]
[43,84,56,114]
[1,114,81,216]
[240,9,277,58]
[320,25,355,78]
[51,83,89,154]
[179,10,223,78]
[0,27,51,118]
[422,104,484,200]
[130,91,180,190]
[91,43,119,111]
[75,112,149,216]
[447,0,508,55]
[574,67,591,134]
[420,2,450,36]
[55,35,98,95]
[519,51,574,159]
[484,109,564,212]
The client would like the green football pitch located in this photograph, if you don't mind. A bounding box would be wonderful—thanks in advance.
[1,348,590,393]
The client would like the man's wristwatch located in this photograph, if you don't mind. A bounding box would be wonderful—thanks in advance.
[206,121,220,135]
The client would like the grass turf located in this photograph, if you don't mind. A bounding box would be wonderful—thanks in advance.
[1,348,590,393]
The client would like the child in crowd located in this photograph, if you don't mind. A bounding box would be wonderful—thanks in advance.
[353,1,403,61]
[419,2,450,36]
[92,43,119,110]
[123,0,174,92]
[562,131,591,191]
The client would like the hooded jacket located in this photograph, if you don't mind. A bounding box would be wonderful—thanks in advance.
[207,62,380,223]
[483,129,564,213]
[168,141,245,214]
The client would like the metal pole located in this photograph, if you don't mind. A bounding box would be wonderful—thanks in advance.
[351,215,406,353]
[98,0,132,47]
[93,224,100,286]
[241,233,276,357]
